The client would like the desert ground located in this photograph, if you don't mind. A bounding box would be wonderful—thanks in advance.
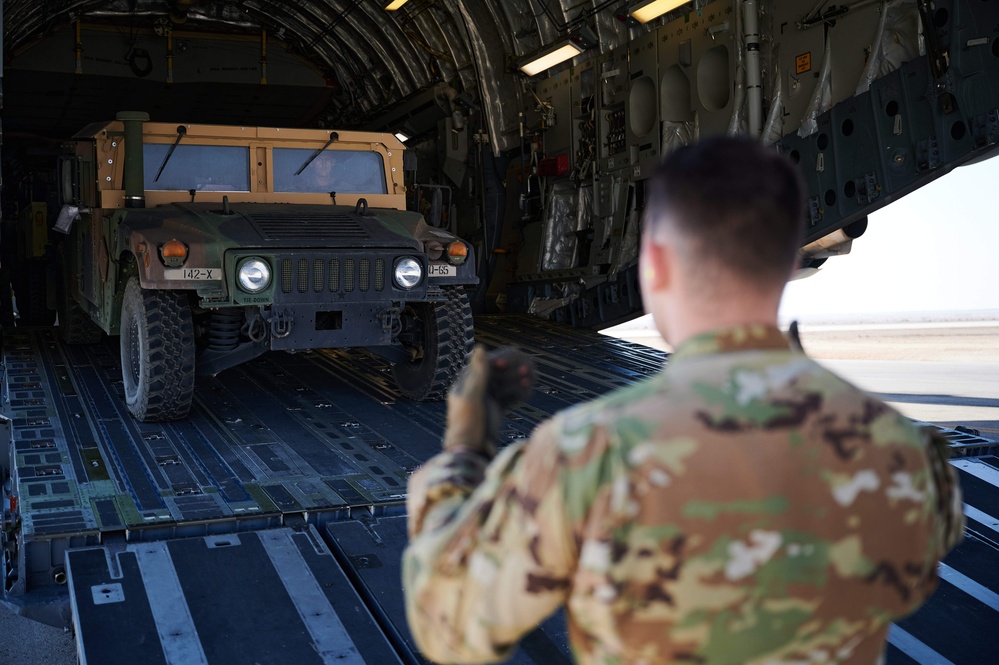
[606,320,999,440]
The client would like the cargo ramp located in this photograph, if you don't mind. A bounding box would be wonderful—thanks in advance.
[1,316,997,664]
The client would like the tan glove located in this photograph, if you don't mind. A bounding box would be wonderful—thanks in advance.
[442,345,535,457]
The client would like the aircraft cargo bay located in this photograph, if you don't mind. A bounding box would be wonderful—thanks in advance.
[3,0,999,662]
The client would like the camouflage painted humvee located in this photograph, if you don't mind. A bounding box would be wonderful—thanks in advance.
[54,112,476,421]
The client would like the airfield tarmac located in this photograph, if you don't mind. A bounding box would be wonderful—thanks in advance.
[2,321,997,665]
[607,321,999,440]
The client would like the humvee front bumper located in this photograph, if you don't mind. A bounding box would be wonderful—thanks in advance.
[196,249,474,375]
[262,301,400,350]
[256,250,429,349]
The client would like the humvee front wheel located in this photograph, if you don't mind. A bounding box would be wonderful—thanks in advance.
[393,287,474,401]
[120,277,196,421]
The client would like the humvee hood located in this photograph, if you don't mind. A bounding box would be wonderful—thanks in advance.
[132,202,424,250]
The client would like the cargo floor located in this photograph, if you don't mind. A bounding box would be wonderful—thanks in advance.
[2,316,997,663]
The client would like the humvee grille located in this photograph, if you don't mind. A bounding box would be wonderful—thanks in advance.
[297,259,309,293]
[278,255,386,296]
[359,260,370,291]
[329,259,340,291]
[344,260,355,291]
[247,212,370,240]
[281,260,293,293]
[313,260,324,292]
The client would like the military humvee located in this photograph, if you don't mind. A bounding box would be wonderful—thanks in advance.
[53,111,476,421]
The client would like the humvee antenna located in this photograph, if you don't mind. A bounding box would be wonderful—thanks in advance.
[154,125,187,182]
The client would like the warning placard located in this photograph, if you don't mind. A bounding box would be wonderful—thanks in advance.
[795,52,812,75]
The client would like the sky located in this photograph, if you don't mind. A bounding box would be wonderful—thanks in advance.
[778,155,999,324]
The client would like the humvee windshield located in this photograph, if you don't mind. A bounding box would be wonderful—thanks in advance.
[143,144,250,191]
[272,149,387,194]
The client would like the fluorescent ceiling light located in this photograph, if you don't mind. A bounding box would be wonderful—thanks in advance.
[394,132,410,143]
[519,41,583,77]
[630,0,689,23]
[384,0,409,10]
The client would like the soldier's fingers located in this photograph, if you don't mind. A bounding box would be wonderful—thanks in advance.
[451,345,490,398]
[467,345,489,381]
[486,346,535,406]
[470,345,488,364]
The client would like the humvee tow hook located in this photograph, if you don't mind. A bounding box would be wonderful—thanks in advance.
[380,305,403,337]
[246,312,267,343]
[268,311,293,339]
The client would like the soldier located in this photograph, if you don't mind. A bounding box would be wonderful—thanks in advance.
[403,136,964,664]
[306,151,338,192]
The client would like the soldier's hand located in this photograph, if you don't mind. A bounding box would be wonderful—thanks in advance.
[443,345,534,457]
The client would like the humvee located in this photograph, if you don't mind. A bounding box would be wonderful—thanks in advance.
[52,111,477,421]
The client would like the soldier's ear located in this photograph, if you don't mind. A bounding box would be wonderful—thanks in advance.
[640,238,671,292]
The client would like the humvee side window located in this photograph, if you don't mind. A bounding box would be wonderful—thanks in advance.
[143,144,250,192]
[273,149,387,194]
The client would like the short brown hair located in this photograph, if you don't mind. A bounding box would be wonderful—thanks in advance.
[644,136,805,289]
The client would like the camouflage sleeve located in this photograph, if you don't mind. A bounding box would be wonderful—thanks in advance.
[403,419,576,664]
[405,447,493,539]
[925,430,965,557]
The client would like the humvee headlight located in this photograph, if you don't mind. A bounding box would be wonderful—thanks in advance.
[393,257,423,290]
[237,258,271,293]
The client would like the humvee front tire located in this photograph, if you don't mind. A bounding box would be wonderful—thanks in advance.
[393,287,474,401]
[120,277,196,421]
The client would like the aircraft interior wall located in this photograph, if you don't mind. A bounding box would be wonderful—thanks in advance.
[3,1,999,329]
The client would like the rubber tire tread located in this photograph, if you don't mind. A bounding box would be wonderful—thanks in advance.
[120,277,196,421]
[393,287,474,401]
[57,263,103,344]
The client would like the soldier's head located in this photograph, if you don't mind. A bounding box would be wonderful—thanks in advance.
[311,153,337,190]
[640,136,805,342]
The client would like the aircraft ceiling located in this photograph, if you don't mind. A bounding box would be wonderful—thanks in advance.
[2,0,637,152]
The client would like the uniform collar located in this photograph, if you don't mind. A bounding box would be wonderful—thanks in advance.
[670,324,792,361]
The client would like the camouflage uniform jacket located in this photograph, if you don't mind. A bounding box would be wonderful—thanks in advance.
[403,324,964,665]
